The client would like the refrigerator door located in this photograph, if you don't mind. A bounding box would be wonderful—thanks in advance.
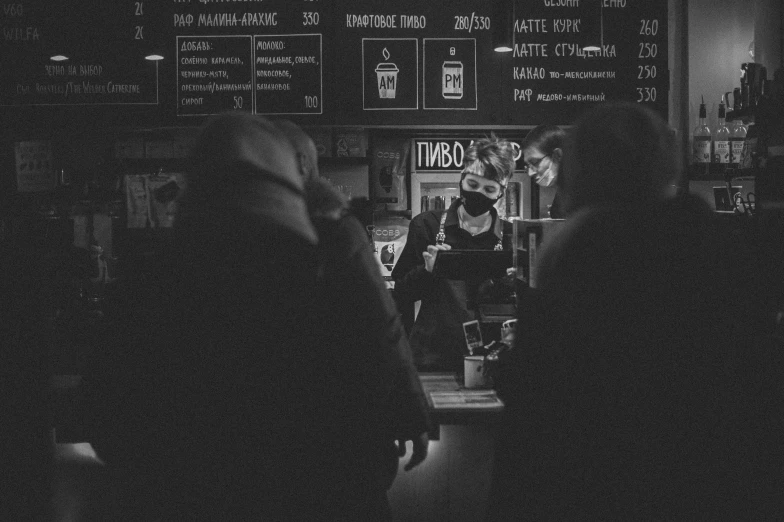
[411,172,462,216]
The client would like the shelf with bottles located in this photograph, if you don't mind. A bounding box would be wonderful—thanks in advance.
[691,94,753,181]
[688,163,759,181]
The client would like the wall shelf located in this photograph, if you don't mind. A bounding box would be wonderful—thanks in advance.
[688,163,758,181]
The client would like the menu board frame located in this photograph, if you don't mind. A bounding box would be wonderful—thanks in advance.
[0,0,669,127]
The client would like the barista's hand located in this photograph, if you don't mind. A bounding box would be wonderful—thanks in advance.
[397,432,429,471]
[423,244,451,273]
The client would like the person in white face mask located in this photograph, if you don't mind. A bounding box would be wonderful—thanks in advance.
[521,124,566,218]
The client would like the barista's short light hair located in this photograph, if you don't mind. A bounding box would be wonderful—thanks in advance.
[462,134,516,186]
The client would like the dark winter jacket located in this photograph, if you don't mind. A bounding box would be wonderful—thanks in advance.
[489,194,783,520]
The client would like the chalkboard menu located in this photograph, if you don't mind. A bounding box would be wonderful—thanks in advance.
[0,0,668,127]
[506,0,668,123]
[1,0,161,107]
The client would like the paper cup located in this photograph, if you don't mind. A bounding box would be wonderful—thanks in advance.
[375,63,399,99]
[464,356,490,389]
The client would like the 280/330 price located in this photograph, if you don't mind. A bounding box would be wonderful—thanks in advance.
[454,14,490,32]
[636,87,657,103]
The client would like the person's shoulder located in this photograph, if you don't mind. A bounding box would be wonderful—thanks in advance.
[535,207,614,279]
[542,206,605,247]
[305,177,348,218]
[334,213,372,248]
[409,209,441,228]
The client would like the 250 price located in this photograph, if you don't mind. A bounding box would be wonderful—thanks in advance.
[637,87,657,103]
[638,42,658,58]
[637,65,657,79]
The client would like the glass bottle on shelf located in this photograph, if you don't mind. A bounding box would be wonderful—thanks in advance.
[712,96,731,165]
[730,118,747,167]
[692,95,711,165]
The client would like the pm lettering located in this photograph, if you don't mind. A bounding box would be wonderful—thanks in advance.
[442,60,463,99]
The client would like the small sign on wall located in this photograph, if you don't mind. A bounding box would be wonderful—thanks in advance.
[15,140,55,193]
[334,127,368,157]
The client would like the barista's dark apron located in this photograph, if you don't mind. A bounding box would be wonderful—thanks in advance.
[409,212,503,370]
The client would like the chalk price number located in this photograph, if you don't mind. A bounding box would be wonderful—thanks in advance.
[636,18,660,105]
[303,12,319,26]
[636,87,656,103]
[304,96,319,109]
[637,65,657,79]
[638,42,658,59]
[454,13,490,32]
[639,19,659,36]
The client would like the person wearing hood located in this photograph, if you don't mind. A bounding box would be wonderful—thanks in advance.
[81,112,335,520]
[521,124,566,219]
[489,102,783,520]
[392,136,516,372]
[275,120,431,520]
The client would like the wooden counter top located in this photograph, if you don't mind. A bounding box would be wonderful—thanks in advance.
[418,373,504,432]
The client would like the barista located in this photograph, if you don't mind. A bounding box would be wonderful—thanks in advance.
[521,125,566,219]
[392,136,516,371]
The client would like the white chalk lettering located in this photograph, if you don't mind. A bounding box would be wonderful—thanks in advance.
[513,43,548,57]
[544,0,580,6]
[514,19,547,33]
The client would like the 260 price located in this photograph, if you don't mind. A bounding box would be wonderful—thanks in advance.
[637,87,657,103]
[639,19,659,36]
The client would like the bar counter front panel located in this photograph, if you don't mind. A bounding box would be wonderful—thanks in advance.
[51,372,503,522]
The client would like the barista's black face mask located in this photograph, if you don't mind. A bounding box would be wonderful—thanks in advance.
[460,186,500,217]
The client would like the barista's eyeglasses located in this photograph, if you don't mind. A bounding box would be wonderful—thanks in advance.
[524,155,549,172]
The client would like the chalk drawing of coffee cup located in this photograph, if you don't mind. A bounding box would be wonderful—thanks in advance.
[375,48,399,99]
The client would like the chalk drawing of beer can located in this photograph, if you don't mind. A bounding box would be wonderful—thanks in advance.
[442,61,463,99]
[376,63,399,99]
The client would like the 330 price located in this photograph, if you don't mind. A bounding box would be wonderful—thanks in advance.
[636,87,657,103]
[303,11,319,25]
